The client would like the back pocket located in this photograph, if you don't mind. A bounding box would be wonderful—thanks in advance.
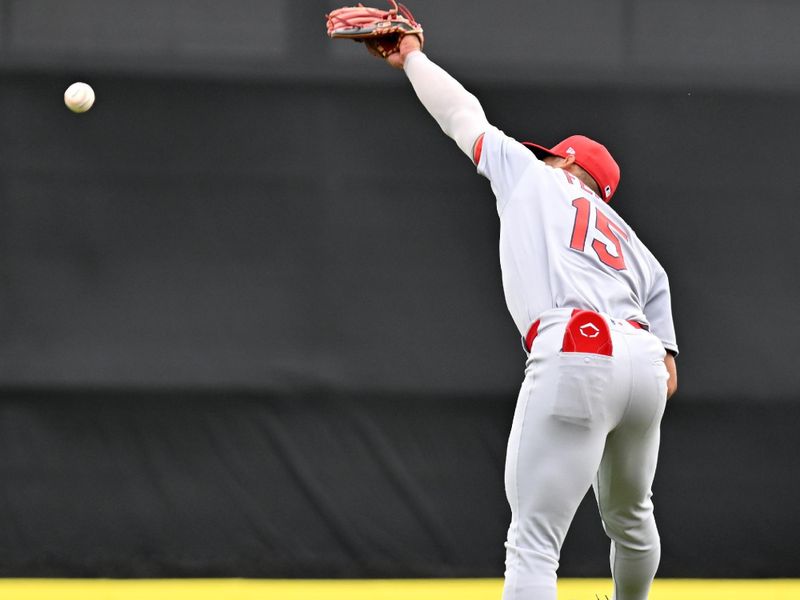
[551,353,613,426]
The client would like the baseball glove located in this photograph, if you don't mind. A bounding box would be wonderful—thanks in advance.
[326,0,423,59]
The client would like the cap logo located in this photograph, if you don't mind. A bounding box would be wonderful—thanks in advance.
[566,147,576,155]
[604,185,612,197]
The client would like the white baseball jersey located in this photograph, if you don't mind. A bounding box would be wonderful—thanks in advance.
[477,127,678,355]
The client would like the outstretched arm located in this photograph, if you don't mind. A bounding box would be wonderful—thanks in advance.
[388,36,491,163]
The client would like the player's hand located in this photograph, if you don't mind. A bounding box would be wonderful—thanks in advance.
[385,34,423,69]
[326,2,424,66]
[665,353,678,399]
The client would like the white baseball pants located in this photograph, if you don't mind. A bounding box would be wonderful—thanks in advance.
[503,309,669,600]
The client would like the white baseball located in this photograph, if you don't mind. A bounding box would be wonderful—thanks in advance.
[64,82,95,113]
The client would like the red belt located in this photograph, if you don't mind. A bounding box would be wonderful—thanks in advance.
[524,310,647,353]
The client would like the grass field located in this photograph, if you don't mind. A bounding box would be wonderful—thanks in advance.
[1,578,798,600]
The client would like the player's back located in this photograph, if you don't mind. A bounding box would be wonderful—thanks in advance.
[477,128,675,353]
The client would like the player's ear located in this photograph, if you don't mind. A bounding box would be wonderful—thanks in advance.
[562,154,576,167]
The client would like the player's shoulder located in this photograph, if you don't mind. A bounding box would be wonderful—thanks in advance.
[478,127,543,196]
[610,210,665,271]
[599,197,628,224]
[482,127,540,165]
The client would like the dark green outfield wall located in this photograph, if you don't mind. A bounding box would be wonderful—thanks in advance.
[2,74,798,401]
[0,390,797,578]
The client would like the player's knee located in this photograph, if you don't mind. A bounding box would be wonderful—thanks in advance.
[601,510,659,553]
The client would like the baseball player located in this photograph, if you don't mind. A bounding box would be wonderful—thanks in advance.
[327,8,678,599]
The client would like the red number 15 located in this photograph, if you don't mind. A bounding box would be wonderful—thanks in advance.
[569,197,629,271]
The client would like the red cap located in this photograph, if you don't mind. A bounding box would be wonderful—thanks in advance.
[523,135,620,202]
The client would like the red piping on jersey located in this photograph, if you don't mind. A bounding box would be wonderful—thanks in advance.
[473,133,485,165]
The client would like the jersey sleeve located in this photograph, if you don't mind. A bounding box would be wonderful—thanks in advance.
[476,127,538,215]
[643,258,679,355]
[403,51,491,160]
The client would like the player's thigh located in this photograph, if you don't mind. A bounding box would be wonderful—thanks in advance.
[594,425,661,516]
[508,349,612,530]
[594,339,667,517]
